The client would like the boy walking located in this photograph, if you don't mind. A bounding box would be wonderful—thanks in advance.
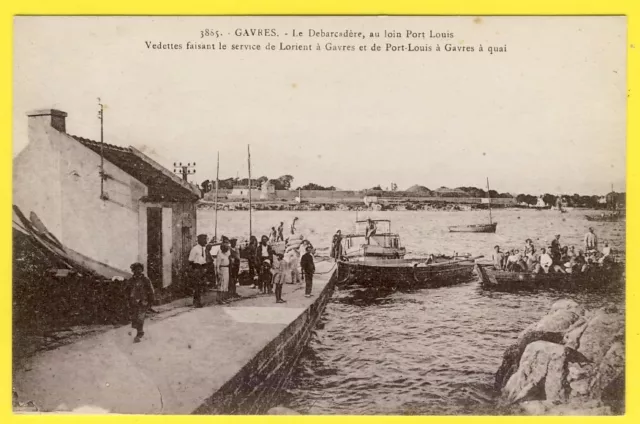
[128,262,155,343]
[301,245,315,297]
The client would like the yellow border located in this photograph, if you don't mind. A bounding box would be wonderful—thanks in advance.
[1,1,637,423]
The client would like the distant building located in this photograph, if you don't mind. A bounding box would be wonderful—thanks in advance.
[13,109,201,289]
[260,180,277,200]
[228,184,261,200]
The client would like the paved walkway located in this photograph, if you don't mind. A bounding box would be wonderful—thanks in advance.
[13,260,336,414]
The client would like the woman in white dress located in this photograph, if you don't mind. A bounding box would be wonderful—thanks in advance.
[216,243,231,302]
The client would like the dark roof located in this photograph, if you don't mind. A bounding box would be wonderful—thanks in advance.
[71,135,200,203]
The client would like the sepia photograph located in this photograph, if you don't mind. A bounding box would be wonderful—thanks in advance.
[11,15,626,415]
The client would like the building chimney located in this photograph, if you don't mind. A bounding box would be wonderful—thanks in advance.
[26,109,67,133]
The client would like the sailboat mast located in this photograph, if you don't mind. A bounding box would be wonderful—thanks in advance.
[214,151,219,242]
[248,144,252,238]
[487,177,492,224]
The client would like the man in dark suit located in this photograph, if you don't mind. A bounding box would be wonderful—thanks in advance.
[301,245,316,297]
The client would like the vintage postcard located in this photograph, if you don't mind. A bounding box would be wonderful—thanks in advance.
[11,15,627,416]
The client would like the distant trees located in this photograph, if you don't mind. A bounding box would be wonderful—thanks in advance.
[296,183,336,191]
[370,185,383,191]
[516,194,538,205]
[273,175,294,190]
[542,194,558,207]
[456,186,487,198]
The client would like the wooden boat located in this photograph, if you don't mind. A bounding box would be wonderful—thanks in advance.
[337,255,482,289]
[448,222,497,233]
[585,213,624,222]
[340,219,406,259]
[474,263,624,292]
[448,177,497,233]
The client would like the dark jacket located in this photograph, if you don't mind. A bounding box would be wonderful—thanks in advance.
[129,274,155,307]
[301,252,315,275]
[256,243,275,264]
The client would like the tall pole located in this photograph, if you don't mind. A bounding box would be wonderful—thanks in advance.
[248,144,252,238]
[486,177,492,224]
[98,98,105,199]
[214,151,219,242]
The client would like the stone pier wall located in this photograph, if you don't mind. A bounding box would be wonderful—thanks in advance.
[192,275,336,415]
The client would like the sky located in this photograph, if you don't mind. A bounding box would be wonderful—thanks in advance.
[13,16,626,195]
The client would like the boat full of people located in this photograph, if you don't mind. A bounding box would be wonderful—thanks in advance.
[475,228,624,291]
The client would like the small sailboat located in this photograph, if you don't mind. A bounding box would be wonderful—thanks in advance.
[448,178,498,233]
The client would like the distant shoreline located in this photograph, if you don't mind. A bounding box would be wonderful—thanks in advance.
[196,201,611,213]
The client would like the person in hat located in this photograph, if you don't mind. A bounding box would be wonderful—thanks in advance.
[128,262,155,343]
[188,234,209,308]
[584,227,598,252]
[274,253,288,303]
[330,230,343,261]
[216,241,231,303]
[301,245,316,297]
[229,238,240,297]
[246,235,259,282]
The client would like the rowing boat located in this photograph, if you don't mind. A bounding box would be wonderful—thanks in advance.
[474,263,624,292]
[337,255,482,289]
[585,213,624,222]
[448,222,497,233]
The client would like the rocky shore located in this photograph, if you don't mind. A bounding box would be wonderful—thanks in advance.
[495,299,624,415]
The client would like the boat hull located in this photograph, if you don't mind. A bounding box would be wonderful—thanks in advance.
[475,263,624,292]
[585,214,624,222]
[448,222,497,233]
[337,257,477,289]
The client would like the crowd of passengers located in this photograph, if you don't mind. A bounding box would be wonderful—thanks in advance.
[491,227,615,274]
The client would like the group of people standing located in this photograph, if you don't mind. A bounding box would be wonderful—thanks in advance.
[188,217,314,306]
[492,227,613,274]
[244,233,316,303]
[124,218,315,344]
[188,234,243,308]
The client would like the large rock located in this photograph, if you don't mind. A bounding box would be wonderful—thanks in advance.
[501,341,570,404]
[519,308,582,341]
[578,309,624,363]
[563,318,588,350]
[550,299,585,316]
[590,341,624,401]
[495,331,563,391]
